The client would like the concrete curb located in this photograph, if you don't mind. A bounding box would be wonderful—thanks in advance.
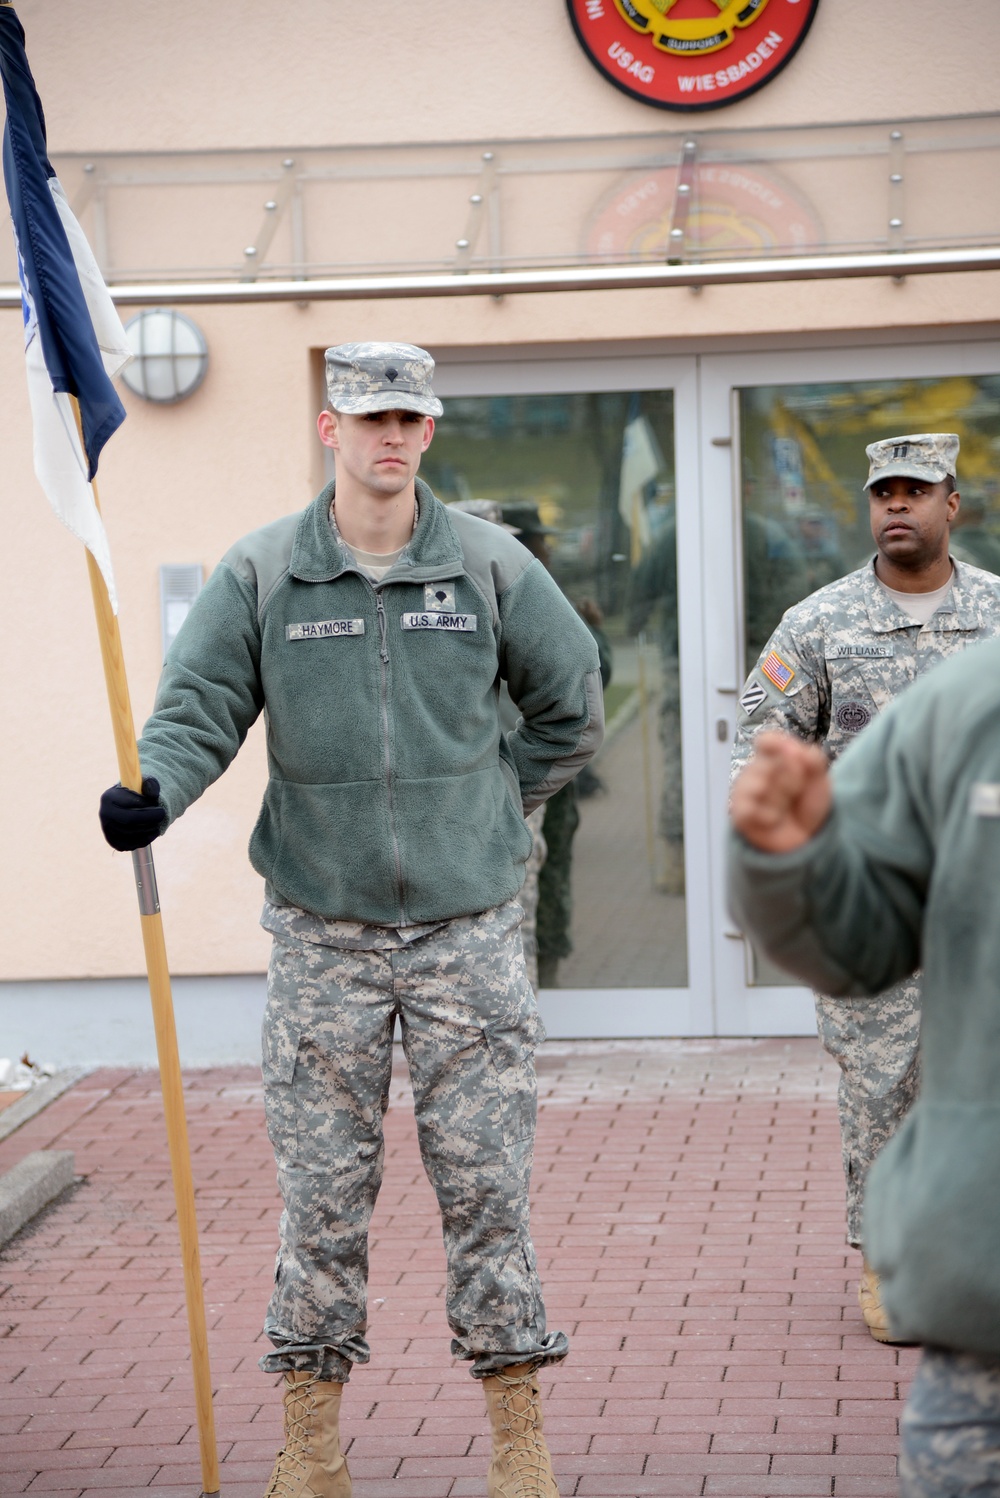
[0,1067,89,1146]
[0,1150,76,1246]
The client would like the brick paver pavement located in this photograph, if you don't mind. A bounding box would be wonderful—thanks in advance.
[0,1039,918,1497]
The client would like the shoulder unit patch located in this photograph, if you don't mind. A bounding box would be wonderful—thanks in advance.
[739,678,768,716]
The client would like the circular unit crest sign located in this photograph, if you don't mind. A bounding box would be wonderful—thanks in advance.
[566,0,821,111]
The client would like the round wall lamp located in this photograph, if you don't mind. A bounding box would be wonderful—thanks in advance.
[120,308,209,404]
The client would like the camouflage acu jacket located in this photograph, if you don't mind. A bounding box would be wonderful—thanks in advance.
[731,557,1000,776]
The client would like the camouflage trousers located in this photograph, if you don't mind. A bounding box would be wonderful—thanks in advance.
[518,807,548,993]
[257,898,568,1382]
[900,1347,1000,1496]
[815,974,921,1248]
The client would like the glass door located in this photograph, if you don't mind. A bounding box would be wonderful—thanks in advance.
[431,355,711,1037]
[701,341,1000,1035]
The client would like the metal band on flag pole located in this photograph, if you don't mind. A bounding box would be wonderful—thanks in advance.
[74,406,220,1498]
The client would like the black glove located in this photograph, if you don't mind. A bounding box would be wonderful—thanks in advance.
[99,778,167,851]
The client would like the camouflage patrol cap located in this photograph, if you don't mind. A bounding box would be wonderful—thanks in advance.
[501,501,558,538]
[864,432,959,489]
[448,499,519,531]
[324,341,443,417]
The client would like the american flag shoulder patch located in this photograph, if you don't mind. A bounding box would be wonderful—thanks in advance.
[760,651,796,692]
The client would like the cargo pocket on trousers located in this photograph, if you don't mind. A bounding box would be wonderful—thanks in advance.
[261,1011,302,1161]
[484,1020,539,1147]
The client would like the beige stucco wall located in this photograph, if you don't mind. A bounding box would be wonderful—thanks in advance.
[21,0,1000,147]
[2,1,1000,980]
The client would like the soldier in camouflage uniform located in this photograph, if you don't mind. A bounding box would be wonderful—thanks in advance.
[731,432,1000,1342]
[99,344,604,1498]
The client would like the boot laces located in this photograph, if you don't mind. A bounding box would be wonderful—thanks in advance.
[264,1375,318,1498]
[492,1369,550,1497]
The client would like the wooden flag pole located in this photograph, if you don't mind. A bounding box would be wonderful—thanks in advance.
[75,407,220,1497]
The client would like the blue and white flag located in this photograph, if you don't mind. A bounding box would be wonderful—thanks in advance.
[0,3,130,611]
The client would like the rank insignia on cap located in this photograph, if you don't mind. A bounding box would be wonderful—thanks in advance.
[760,651,795,692]
[739,679,768,716]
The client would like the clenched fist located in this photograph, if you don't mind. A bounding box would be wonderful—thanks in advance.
[730,732,832,853]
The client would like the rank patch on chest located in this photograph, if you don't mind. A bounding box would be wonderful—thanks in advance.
[830,643,895,659]
[970,783,1000,818]
[401,612,478,632]
[286,618,365,641]
[739,679,768,716]
[760,651,795,692]
[424,583,456,612]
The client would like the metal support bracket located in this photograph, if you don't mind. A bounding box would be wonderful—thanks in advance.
[888,128,905,257]
[667,137,698,265]
[455,150,499,273]
[240,157,299,282]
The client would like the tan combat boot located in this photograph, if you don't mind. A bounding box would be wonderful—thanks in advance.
[858,1260,904,1344]
[483,1361,560,1497]
[263,1370,351,1498]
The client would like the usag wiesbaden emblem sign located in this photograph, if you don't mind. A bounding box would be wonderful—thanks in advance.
[566,0,821,111]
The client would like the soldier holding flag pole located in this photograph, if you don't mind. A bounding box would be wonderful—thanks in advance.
[98,336,602,1498]
[0,7,220,1493]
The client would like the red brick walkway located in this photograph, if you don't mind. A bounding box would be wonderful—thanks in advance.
[0,1040,916,1496]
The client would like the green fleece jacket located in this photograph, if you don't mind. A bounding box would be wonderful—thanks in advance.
[138,479,603,925]
[728,637,1000,1354]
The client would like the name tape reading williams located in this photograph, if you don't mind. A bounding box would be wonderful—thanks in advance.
[830,643,895,659]
[286,619,365,641]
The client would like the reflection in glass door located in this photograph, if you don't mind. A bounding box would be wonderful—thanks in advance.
[421,389,687,991]
[737,372,1000,985]
[697,344,1000,1037]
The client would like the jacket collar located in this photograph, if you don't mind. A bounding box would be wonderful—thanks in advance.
[863,555,988,634]
[290,478,465,584]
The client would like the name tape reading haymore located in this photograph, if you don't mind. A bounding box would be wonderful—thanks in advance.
[286,619,366,640]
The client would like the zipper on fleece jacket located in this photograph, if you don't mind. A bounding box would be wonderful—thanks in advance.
[375,589,406,923]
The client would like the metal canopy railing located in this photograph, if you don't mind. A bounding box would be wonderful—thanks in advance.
[0,113,998,300]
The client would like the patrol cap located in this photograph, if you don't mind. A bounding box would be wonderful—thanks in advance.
[864,432,959,489]
[449,498,519,531]
[501,500,558,538]
[324,341,443,417]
